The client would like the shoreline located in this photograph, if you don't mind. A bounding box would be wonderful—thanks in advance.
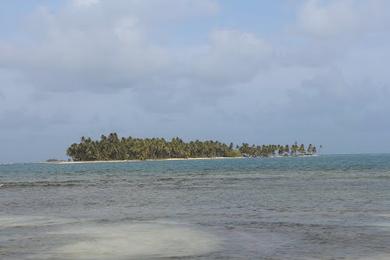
[44,157,244,164]
[44,154,319,165]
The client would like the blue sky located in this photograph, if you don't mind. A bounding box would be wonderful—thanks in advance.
[1,0,390,162]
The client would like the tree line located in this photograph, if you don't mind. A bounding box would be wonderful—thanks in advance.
[66,133,318,161]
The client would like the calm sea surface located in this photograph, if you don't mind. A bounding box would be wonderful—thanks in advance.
[1,154,390,259]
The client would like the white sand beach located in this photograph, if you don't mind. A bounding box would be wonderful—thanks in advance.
[45,157,243,164]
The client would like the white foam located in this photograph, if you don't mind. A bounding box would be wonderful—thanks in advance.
[51,222,220,259]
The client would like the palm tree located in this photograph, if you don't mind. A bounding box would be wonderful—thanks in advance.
[66,134,318,161]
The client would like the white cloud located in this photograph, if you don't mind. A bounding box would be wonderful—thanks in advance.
[73,0,100,8]
[0,2,270,96]
[297,0,390,38]
[189,30,272,85]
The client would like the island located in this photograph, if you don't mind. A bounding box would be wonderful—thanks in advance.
[64,133,318,162]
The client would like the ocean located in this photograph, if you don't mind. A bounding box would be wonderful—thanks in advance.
[1,154,390,259]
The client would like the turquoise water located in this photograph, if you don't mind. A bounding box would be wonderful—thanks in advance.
[1,154,390,259]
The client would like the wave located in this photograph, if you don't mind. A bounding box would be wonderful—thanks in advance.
[0,180,89,188]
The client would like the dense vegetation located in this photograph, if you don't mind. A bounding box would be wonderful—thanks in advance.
[66,133,318,161]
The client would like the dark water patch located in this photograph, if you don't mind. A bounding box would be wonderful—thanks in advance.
[0,180,88,188]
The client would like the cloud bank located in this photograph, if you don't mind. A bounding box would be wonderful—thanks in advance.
[0,0,390,162]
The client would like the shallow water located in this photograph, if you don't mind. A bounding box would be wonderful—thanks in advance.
[1,154,390,259]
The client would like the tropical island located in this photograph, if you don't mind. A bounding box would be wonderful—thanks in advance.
[64,133,318,162]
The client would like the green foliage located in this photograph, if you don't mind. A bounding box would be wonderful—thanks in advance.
[66,133,318,161]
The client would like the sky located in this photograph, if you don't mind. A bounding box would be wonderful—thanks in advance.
[1,0,390,162]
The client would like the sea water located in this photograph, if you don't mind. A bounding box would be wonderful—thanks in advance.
[1,154,390,259]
